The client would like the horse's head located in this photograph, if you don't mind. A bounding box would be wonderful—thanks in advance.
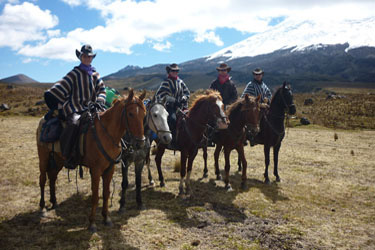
[197,90,229,130]
[146,98,172,145]
[121,89,147,148]
[272,81,296,115]
[280,81,296,115]
[241,94,261,134]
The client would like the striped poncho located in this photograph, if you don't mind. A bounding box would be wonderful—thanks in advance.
[155,77,190,109]
[45,67,106,117]
[241,79,272,104]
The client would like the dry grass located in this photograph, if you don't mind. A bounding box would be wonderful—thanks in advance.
[0,116,374,249]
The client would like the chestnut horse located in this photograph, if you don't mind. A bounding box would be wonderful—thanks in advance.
[119,97,171,213]
[239,81,296,183]
[154,90,229,195]
[210,94,261,191]
[36,89,146,232]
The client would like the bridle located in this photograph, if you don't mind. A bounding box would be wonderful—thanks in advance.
[145,101,171,138]
[121,99,146,147]
[280,86,296,115]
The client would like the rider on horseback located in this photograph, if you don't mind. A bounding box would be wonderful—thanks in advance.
[155,63,190,150]
[44,44,106,169]
[241,67,272,146]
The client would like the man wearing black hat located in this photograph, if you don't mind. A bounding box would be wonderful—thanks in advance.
[241,68,272,104]
[209,63,238,109]
[44,44,106,168]
[241,67,272,146]
[155,63,190,149]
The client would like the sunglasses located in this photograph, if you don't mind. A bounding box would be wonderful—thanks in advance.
[218,69,227,72]
[170,70,179,72]
[253,73,262,76]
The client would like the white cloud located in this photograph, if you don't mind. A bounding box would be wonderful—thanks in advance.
[152,41,171,52]
[0,2,58,50]
[2,0,375,61]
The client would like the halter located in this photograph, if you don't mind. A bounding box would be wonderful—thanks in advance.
[145,101,171,138]
[122,100,146,147]
[280,86,296,114]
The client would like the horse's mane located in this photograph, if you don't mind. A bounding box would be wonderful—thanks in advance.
[189,90,222,116]
[227,95,256,121]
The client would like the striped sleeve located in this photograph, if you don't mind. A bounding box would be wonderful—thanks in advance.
[46,72,74,103]
[95,77,106,104]
[263,84,272,102]
[155,80,172,101]
[180,79,190,101]
[241,81,256,98]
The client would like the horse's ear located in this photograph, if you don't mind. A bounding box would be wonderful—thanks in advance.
[127,88,134,102]
[244,94,250,103]
[283,81,288,88]
[139,89,146,101]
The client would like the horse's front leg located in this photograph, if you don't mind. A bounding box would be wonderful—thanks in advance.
[89,171,101,232]
[102,165,115,227]
[264,145,271,184]
[47,167,60,209]
[273,142,282,182]
[214,144,222,180]
[134,158,145,209]
[236,145,247,190]
[155,144,166,187]
[119,160,129,214]
[202,146,208,178]
[39,168,47,213]
[223,147,233,191]
[179,149,188,195]
[185,148,198,195]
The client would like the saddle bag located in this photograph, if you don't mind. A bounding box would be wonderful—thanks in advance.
[40,116,63,143]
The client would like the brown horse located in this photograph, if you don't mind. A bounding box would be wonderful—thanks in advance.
[36,89,146,232]
[210,94,261,191]
[154,90,229,195]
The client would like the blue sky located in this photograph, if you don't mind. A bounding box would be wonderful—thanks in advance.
[0,0,373,82]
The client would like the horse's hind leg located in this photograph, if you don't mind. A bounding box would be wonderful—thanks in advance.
[202,146,208,178]
[273,143,281,182]
[119,160,129,214]
[101,166,115,227]
[89,171,101,232]
[236,145,247,189]
[38,145,49,213]
[145,151,154,186]
[47,166,60,209]
[223,148,233,191]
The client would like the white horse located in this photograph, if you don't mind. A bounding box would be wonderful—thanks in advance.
[119,97,171,212]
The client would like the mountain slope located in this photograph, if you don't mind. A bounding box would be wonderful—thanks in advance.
[104,16,375,92]
[0,74,39,84]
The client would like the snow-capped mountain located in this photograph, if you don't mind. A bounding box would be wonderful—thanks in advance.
[207,16,375,61]
[105,16,375,92]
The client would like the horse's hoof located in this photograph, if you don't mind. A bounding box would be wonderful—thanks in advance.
[149,180,155,186]
[225,184,233,192]
[118,207,126,215]
[104,218,113,227]
[88,223,97,233]
[160,182,165,187]
[216,175,222,180]
[137,203,146,210]
[202,173,208,178]
[275,177,281,182]
[238,167,242,172]
[178,187,184,196]
[264,179,270,184]
[51,203,58,210]
[240,182,247,190]
[40,208,47,217]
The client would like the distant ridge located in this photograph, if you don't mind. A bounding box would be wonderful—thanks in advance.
[0,74,39,84]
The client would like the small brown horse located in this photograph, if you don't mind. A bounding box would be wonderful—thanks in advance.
[155,90,229,195]
[239,81,296,183]
[210,94,261,190]
[36,89,146,232]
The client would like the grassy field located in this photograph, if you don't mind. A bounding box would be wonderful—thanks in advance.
[0,116,374,249]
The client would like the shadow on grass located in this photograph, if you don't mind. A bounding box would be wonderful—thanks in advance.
[0,193,139,250]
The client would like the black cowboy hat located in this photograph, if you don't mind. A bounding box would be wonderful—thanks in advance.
[75,44,96,59]
[166,63,180,73]
[252,67,264,75]
[216,63,231,73]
